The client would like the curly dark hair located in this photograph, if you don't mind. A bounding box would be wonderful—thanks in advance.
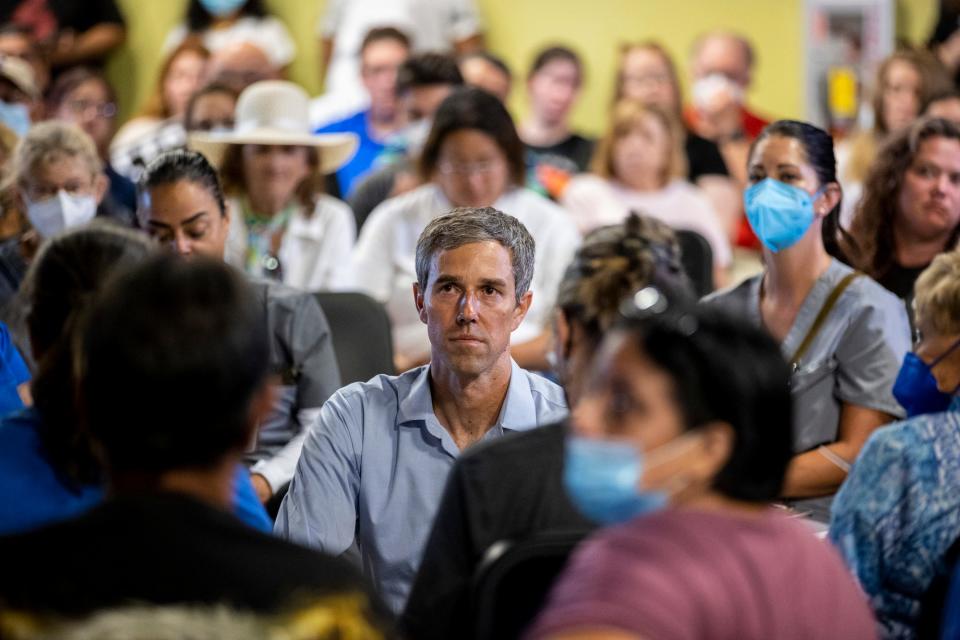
[843,116,960,281]
[557,212,690,345]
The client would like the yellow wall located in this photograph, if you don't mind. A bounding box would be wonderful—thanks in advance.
[110,0,939,133]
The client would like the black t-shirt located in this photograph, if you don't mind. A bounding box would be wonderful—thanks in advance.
[0,0,124,33]
[879,261,927,301]
[401,422,594,640]
[525,134,596,200]
[685,131,729,181]
[0,492,389,624]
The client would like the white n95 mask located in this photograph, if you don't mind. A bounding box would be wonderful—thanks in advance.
[26,190,98,239]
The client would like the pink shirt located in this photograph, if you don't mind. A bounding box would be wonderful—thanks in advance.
[561,175,732,268]
[527,508,876,640]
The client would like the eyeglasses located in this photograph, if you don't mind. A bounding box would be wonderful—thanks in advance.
[65,99,117,119]
[437,159,502,177]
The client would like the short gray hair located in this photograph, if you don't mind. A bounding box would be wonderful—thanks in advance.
[11,121,102,189]
[415,207,535,302]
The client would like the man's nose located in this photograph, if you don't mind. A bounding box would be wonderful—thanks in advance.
[457,292,479,323]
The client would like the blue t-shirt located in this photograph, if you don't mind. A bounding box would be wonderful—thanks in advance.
[0,322,29,418]
[315,110,385,197]
[0,409,272,536]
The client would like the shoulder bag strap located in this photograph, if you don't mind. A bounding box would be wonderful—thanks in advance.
[788,271,862,368]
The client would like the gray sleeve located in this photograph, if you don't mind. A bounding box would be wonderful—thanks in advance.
[834,294,910,418]
[291,293,342,408]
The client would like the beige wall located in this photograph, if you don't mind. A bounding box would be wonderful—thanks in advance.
[109,0,940,132]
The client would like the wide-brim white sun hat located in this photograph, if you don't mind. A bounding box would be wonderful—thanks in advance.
[189,80,358,174]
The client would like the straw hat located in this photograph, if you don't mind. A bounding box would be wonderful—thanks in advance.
[189,80,357,174]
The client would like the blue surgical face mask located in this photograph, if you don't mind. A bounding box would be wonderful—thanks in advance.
[0,100,30,136]
[744,178,819,253]
[198,0,246,18]
[563,436,668,526]
[893,337,960,417]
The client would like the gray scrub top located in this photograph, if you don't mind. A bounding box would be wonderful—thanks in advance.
[704,259,910,521]
[245,280,341,490]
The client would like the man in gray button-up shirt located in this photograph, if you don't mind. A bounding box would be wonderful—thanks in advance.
[276,207,568,612]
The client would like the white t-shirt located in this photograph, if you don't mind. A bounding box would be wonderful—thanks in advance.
[225,194,356,292]
[561,175,732,268]
[313,0,482,123]
[164,16,296,68]
[352,183,580,359]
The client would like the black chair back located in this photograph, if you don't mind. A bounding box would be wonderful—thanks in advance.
[314,292,395,385]
[675,228,714,297]
[471,530,590,640]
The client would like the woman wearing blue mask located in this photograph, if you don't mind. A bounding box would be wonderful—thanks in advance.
[831,251,960,639]
[162,0,296,73]
[528,303,875,640]
[704,120,911,523]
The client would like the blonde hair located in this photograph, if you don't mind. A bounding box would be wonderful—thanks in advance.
[591,100,686,186]
[913,250,960,336]
[11,121,102,190]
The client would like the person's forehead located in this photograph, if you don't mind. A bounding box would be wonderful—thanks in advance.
[143,181,219,222]
[751,135,808,166]
[697,36,747,68]
[31,154,93,181]
[430,240,514,278]
[362,39,408,63]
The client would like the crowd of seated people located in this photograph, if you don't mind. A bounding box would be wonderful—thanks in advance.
[0,1,958,638]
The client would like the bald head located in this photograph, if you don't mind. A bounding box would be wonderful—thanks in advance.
[691,31,754,88]
[206,42,279,94]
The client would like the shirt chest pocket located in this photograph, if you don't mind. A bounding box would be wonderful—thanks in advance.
[790,358,841,452]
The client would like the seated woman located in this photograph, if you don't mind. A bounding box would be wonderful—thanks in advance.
[190,80,357,291]
[843,117,960,306]
[0,224,272,535]
[527,301,876,639]
[46,66,135,225]
[110,41,209,179]
[838,49,951,225]
[705,119,910,523]
[351,86,581,372]
[831,250,960,639]
[0,122,109,312]
[163,0,296,71]
[561,100,731,287]
[614,41,746,248]
[137,149,343,506]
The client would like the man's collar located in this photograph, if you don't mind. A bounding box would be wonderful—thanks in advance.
[396,359,539,432]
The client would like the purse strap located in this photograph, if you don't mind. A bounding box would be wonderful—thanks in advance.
[788,271,862,368]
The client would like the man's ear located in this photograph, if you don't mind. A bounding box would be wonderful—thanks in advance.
[414,282,427,324]
[93,172,109,205]
[511,290,533,331]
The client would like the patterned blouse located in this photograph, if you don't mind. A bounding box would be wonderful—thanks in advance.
[830,397,960,639]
